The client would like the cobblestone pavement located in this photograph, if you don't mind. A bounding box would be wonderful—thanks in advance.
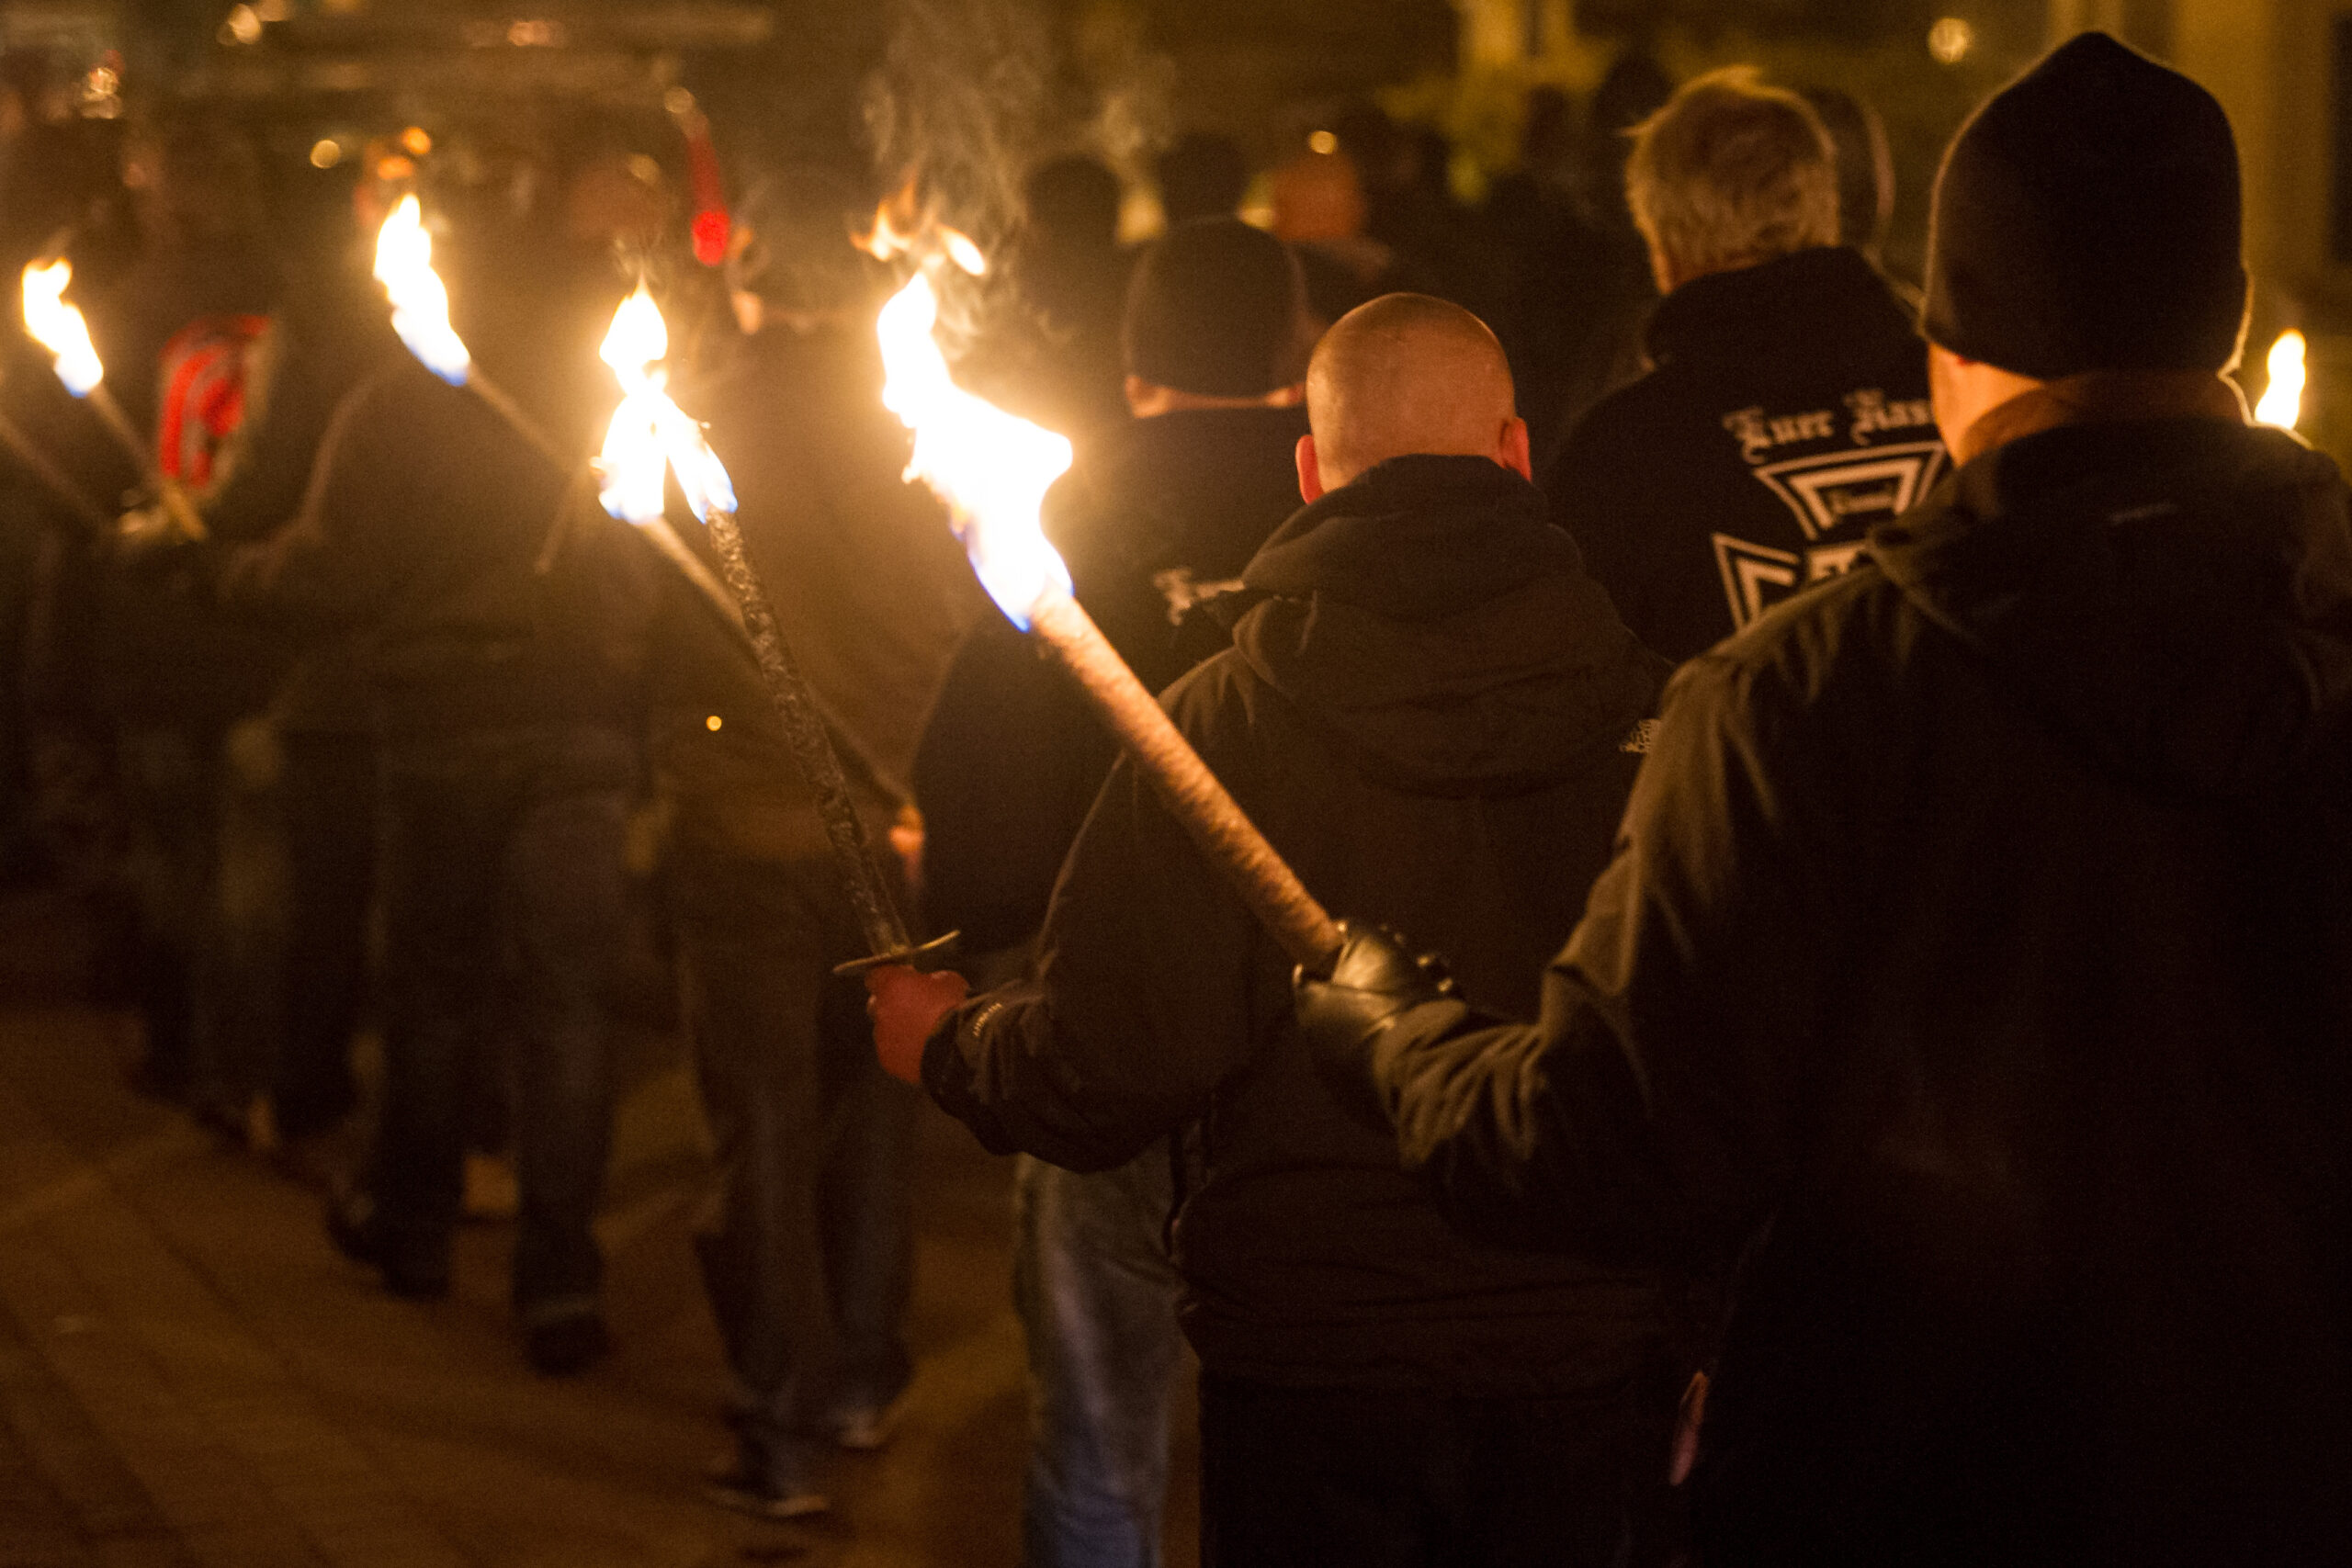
[0,895,1199,1567]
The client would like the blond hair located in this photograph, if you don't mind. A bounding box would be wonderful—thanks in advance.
[1624,67,1839,278]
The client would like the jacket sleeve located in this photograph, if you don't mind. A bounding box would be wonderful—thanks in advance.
[923,682,1266,1172]
[1373,647,1864,1264]
[210,371,386,637]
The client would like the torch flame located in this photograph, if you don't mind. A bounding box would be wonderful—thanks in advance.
[595,284,737,527]
[876,270,1072,627]
[2256,329,2306,431]
[21,260,103,397]
[373,195,472,386]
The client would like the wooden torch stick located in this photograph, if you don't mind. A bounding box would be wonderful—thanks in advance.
[1024,589,1343,973]
[0,409,109,531]
[702,505,949,974]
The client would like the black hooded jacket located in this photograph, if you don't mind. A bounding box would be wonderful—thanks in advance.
[926,455,1674,1392]
[1547,246,1941,660]
[1364,417,2352,1562]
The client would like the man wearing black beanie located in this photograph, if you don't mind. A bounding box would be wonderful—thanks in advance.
[1295,32,2352,1567]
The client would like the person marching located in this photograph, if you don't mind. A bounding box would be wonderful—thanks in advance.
[876,294,1680,1566]
[1545,68,1940,661]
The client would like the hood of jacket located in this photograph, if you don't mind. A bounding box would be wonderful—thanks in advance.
[1232,454,1664,797]
[1645,245,1918,374]
[1871,416,2352,801]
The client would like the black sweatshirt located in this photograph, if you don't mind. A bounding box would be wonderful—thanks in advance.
[1548,246,1941,660]
[927,455,1676,1394]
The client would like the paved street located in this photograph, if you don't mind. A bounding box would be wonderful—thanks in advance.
[0,893,1198,1567]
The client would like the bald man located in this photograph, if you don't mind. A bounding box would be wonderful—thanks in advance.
[871,296,1680,1565]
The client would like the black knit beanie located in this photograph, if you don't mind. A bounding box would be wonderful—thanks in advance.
[1924,31,2246,378]
[1123,218,1308,398]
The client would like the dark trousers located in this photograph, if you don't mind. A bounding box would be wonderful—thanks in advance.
[373,724,634,1315]
[1198,1376,1639,1568]
[272,730,375,1141]
[673,847,915,1452]
[114,723,222,1099]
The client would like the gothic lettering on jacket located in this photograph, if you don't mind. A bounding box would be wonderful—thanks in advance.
[1712,387,1942,631]
[1549,248,1943,661]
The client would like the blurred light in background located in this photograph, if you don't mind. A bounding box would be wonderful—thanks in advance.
[2256,330,2306,430]
[310,139,344,169]
[1307,130,1339,155]
[1928,17,1975,66]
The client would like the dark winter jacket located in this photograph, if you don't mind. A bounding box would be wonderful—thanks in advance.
[915,404,1307,951]
[1548,246,1941,660]
[653,322,980,863]
[216,356,652,737]
[1364,413,2352,1563]
[927,454,1675,1393]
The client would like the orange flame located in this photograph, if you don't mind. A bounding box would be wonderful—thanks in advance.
[876,264,1072,627]
[21,259,103,397]
[596,285,736,525]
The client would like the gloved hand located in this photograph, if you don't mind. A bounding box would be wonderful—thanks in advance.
[1294,919,1459,1123]
[865,964,970,1086]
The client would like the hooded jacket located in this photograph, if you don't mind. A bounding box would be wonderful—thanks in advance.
[1366,416,2352,1562]
[927,454,1675,1393]
[1547,246,1941,661]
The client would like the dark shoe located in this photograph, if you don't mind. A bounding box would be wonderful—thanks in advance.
[525,1311,609,1376]
[324,1188,450,1301]
[703,1441,829,1520]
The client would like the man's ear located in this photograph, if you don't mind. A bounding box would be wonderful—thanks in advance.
[1296,434,1327,502]
[1497,416,1532,481]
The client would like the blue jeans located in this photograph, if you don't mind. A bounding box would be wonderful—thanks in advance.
[373,724,634,1316]
[1015,1146,1184,1568]
[672,846,916,1455]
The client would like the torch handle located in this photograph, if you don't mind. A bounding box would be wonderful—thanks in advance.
[704,506,922,963]
[465,370,576,471]
[1026,591,1343,974]
[0,411,109,531]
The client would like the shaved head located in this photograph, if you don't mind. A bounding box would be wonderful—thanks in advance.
[1300,294,1524,493]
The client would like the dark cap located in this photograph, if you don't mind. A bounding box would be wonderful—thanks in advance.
[1123,217,1308,398]
[1924,31,2245,378]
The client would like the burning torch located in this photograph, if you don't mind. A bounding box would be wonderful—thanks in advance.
[369,195,752,652]
[19,257,209,541]
[595,283,945,974]
[872,244,1341,972]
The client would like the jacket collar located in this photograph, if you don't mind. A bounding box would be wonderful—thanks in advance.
[1955,369,2247,465]
[1646,246,1913,369]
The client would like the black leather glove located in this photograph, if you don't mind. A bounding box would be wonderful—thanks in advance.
[1294,919,1461,1126]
